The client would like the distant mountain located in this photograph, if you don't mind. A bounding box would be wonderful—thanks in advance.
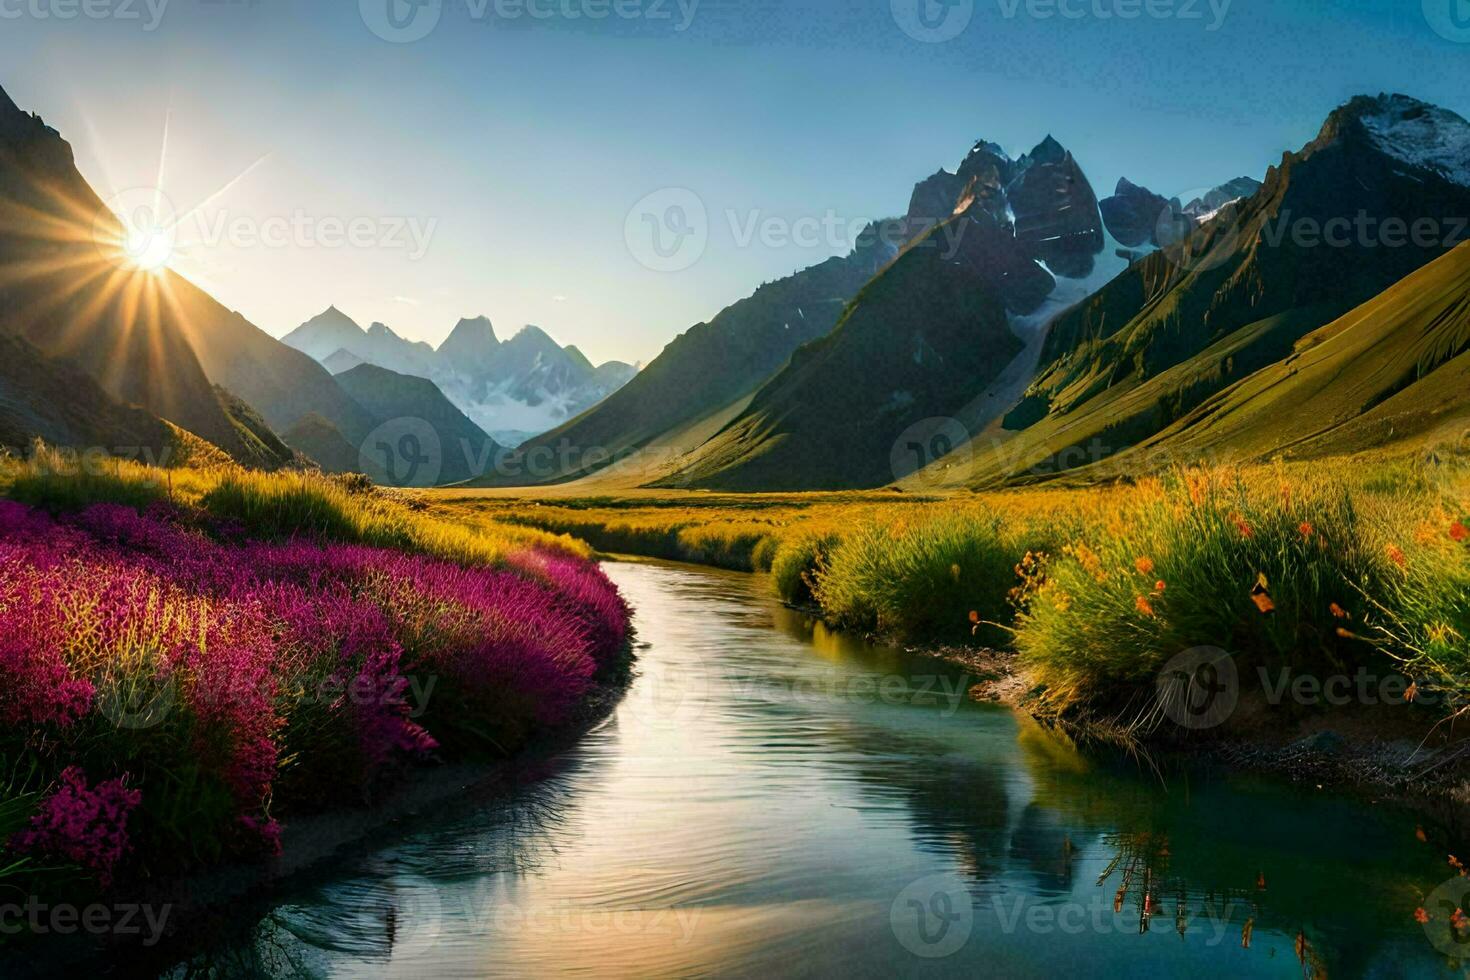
[323,348,366,375]
[282,412,361,476]
[497,225,903,485]
[332,363,502,485]
[664,220,1018,490]
[282,311,633,446]
[0,81,375,468]
[283,307,437,378]
[1099,175,1263,250]
[932,93,1470,487]
[437,316,500,378]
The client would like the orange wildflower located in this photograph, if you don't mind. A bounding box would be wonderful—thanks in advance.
[1406,682,1419,703]
[968,610,981,624]
[1299,521,1315,540]
[1387,544,1408,568]
[1415,907,1431,924]
[1155,580,1167,593]
[1330,602,1350,620]
[1449,854,1463,870]
[1230,512,1254,539]
[1454,907,1468,931]
[1135,556,1156,577]
[1135,595,1156,617]
[1452,522,1469,543]
[1417,825,1428,842]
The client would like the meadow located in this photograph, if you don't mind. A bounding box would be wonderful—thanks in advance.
[448,453,1470,726]
[0,448,629,919]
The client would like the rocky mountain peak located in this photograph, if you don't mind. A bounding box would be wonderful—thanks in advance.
[1353,94,1470,187]
[442,315,499,350]
[1022,134,1068,167]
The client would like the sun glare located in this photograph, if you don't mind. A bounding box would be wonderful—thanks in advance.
[118,207,175,274]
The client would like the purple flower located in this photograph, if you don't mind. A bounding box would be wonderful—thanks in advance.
[11,767,142,887]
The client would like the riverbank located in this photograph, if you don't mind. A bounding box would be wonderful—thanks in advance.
[437,457,1470,822]
[128,558,1466,978]
[0,453,635,967]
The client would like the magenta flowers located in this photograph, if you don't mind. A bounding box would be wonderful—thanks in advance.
[0,499,629,886]
[11,768,142,887]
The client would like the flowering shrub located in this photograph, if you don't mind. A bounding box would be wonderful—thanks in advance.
[0,499,629,887]
[1014,471,1382,712]
[11,768,141,887]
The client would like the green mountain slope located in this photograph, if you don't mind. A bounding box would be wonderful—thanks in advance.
[659,129,1125,491]
[1094,242,1470,472]
[662,219,1018,491]
[931,94,1470,487]
[333,364,501,486]
[283,413,362,475]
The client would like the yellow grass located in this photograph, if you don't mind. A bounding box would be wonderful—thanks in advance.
[0,446,587,565]
[442,453,1470,716]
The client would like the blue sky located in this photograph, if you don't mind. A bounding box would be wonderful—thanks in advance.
[0,0,1465,364]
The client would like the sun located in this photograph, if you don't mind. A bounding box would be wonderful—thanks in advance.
[117,206,175,274]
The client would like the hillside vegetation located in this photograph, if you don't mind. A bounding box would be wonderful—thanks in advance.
[0,449,626,916]
[463,445,1470,727]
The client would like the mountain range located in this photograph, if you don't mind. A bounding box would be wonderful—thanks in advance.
[486,92,1470,493]
[0,81,502,485]
[281,307,637,447]
[2,81,1466,496]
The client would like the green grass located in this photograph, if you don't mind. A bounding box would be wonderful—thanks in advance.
[1,447,587,565]
[469,453,1470,724]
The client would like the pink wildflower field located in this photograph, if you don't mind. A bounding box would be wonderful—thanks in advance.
[0,499,629,891]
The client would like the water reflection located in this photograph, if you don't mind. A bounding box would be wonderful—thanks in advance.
[160,560,1456,978]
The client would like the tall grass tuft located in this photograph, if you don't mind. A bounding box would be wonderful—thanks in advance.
[814,515,1039,644]
[1014,471,1384,714]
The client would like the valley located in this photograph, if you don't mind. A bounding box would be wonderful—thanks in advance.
[1,23,1468,970]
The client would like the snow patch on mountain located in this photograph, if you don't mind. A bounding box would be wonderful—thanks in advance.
[283,309,636,443]
[1358,95,1470,188]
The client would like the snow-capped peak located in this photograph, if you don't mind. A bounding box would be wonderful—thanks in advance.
[1354,94,1470,188]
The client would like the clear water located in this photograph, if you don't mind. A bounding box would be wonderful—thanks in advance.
[164,560,1462,978]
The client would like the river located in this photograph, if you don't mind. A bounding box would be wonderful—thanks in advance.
[163,559,1461,978]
